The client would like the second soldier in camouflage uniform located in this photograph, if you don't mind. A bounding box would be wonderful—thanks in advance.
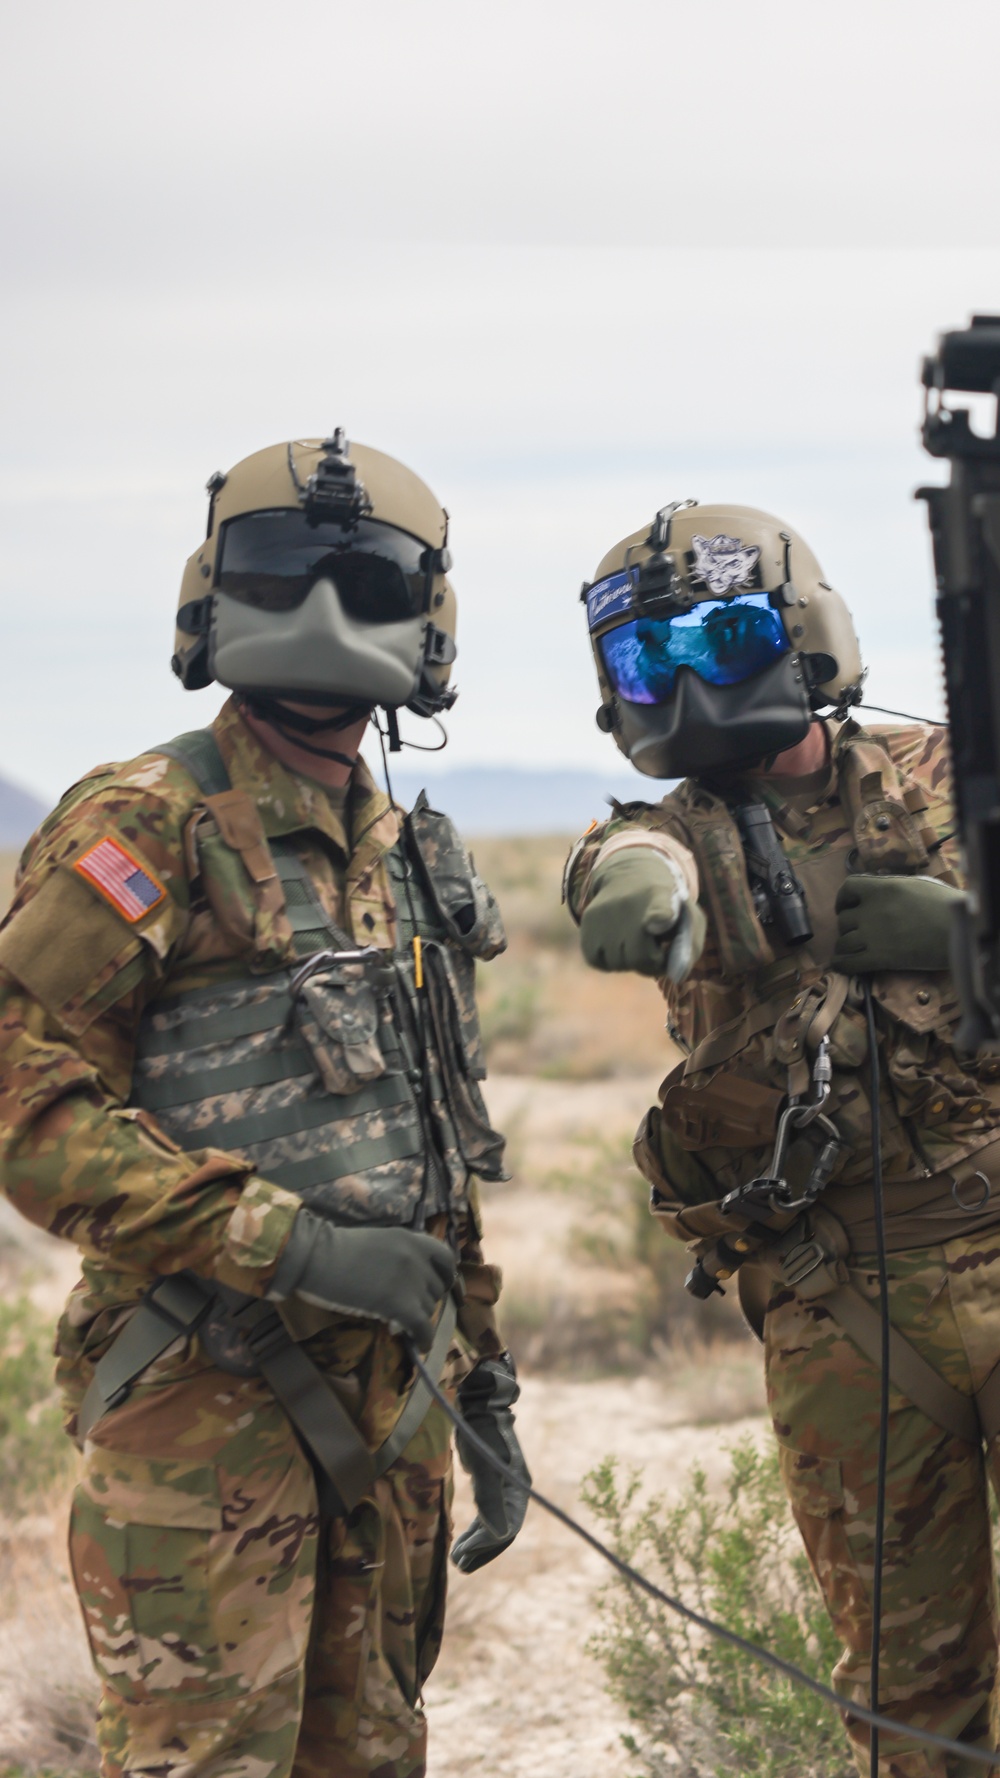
[567,501,1000,1776]
[0,435,530,1778]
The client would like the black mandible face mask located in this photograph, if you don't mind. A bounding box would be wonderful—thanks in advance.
[614,652,813,780]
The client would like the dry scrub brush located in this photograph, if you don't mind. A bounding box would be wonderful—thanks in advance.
[0,1296,97,1777]
[583,1438,853,1778]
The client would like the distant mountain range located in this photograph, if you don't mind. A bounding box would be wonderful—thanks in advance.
[0,764,666,847]
[387,766,662,834]
[0,775,49,849]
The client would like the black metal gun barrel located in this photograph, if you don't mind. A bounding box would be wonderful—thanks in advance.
[919,315,1000,1047]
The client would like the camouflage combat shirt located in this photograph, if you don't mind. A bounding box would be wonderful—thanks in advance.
[567,719,1000,1249]
[0,698,505,1408]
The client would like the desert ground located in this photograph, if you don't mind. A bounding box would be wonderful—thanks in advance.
[0,836,769,1778]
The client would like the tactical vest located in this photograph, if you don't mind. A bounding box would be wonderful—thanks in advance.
[634,722,1000,1226]
[127,729,506,1230]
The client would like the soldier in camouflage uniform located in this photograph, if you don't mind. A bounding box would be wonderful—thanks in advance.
[566,501,1000,1776]
[0,434,530,1778]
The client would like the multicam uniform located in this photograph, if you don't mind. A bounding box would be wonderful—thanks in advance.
[568,718,1000,1778]
[0,696,507,1778]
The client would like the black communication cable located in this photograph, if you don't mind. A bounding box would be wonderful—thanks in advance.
[407,1337,1000,1768]
[857,702,944,726]
[863,981,891,1775]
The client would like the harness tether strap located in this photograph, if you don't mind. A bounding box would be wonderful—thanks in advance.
[756,1221,1000,1446]
[76,1276,458,1511]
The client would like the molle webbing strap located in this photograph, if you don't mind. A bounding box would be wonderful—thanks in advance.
[76,1273,214,1446]
[681,988,797,1078]
[753,1220,985,1445]
[136,1042,317,1107]
[972,1360,1000,1446]
[153,729,233,796]
[386,842,448,948]
[822,1285,980,1446]
[153,729,285,917]
[270,842,354,956]
[674,788,775,977]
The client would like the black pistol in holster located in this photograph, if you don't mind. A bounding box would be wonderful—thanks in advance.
[919,314,1000,1050]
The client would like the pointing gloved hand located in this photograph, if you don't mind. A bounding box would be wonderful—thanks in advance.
[268,1208,457,1351]
[450,1352,531,1574]
[833,873,966,975]
[579,846,706,978]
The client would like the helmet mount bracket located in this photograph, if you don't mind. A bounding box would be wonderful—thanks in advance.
[646,499,697,551]
[288,430,372,527]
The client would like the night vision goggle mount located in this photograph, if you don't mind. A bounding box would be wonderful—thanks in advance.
[289,429,373,527]
[629,500,700,619]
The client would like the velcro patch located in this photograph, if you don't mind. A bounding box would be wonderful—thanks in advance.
[73,837,167,923]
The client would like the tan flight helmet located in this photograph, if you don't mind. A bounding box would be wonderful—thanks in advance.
[583,500,864,779]
[172,432,457,716]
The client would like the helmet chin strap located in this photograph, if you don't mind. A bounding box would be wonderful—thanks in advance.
[239,694,374,767]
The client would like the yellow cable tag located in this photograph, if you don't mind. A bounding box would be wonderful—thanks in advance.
[413,934,424,989]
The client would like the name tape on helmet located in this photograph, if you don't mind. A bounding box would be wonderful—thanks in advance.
[586,569,637,633]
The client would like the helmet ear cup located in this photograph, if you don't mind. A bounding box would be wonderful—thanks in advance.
[173,551,216,687]
[410,574,458,715]
[172,632,212,691]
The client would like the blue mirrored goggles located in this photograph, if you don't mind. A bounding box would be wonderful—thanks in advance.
[597,588,791,706]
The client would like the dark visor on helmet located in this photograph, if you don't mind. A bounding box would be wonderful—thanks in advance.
[598,590,791,706]
[216,511,432,624]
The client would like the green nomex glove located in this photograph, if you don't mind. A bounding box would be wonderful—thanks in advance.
[833,873,966,975]
[268,1208,457,1351]
[450,1353,531,1574]
[580,845,705,979]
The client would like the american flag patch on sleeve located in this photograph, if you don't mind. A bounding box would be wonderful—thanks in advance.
[73,837,168,922]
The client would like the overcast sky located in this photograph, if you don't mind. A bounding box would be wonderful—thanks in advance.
[3,0,1000,804]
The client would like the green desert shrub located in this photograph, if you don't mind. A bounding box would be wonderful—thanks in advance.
[0,1294,69,1512]
[583,1437,853,1778]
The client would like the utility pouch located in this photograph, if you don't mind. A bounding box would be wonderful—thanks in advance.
[292,960,392,1093]
[405,794,507,960]
[836,728,938,875]
[634,1103,721,1211]
[659,1066,784,1150]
